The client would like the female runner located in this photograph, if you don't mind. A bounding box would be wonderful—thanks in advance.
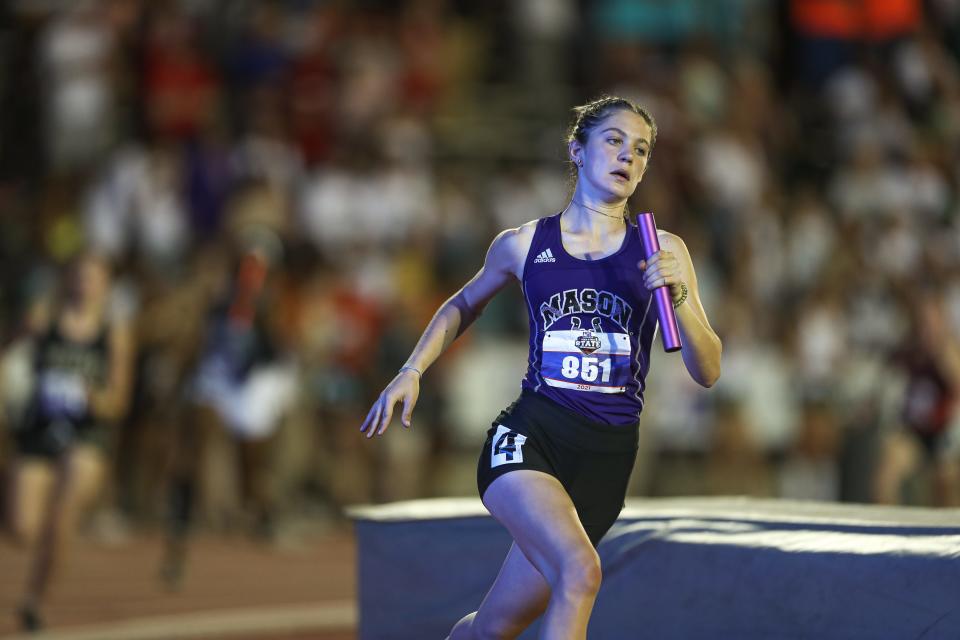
[361,96,722,639]
[6,253,133,631]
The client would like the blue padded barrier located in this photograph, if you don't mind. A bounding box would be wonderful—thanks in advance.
[349,497,960,639]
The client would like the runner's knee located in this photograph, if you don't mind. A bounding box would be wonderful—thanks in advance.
[9,514,41,548]
[555,546,602,599]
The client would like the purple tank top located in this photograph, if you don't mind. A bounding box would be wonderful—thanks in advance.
[520,213,658,425]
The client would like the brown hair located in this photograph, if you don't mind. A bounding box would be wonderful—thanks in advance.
[566,95,657,156]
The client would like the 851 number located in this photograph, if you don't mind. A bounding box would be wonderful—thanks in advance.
[560,356,612,382]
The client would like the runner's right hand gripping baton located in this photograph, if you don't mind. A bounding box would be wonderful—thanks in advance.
[637,212,682,353]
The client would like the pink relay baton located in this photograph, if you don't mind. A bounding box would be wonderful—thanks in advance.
[637,212,682,353]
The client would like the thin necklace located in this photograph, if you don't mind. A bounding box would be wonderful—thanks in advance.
[573,200,626,222]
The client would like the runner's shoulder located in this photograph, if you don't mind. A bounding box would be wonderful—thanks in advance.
[489,219,539,264]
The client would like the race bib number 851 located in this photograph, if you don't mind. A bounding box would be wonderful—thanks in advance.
[541,329,632,393]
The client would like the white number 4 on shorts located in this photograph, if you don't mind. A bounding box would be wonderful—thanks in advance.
[491,425,527,468]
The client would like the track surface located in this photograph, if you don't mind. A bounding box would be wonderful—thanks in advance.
[0,527,357,639]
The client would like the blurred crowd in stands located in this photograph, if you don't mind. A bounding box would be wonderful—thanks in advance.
[1,0,960,548]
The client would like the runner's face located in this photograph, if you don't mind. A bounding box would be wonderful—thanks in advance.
[74,256,110,303]
[574,110,652,200]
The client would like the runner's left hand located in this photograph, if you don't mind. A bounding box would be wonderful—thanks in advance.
[638,250,683,304]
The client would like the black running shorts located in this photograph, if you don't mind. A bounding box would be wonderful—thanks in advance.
[14,420,110,460]
[476,389,639,547]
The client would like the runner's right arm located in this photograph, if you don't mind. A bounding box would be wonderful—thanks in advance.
[360,223,534,437]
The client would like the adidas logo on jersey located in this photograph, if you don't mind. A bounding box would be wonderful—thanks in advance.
[533,248,556,263]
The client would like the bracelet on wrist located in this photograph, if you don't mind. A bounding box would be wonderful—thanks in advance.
[672,282,688,309]
[399,365,422,378]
